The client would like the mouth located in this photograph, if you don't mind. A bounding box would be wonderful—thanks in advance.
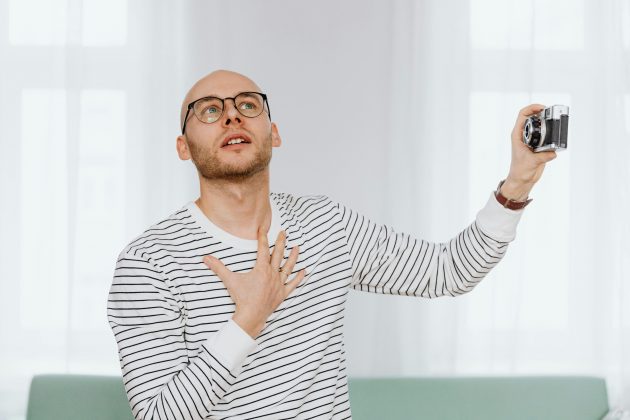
[221,134,252,149]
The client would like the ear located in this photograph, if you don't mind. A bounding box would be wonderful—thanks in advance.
[271,122,282,147]
[176,135,191,160]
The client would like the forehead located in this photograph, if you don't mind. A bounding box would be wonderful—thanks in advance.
[188,72,261,102]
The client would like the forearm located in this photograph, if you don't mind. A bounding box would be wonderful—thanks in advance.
[110,252,257,419]
[500,177,535,202]
[113,319,255,419]
[419,191,524,297]
[340,190,524,298]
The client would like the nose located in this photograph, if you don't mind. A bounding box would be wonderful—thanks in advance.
[221,98,242,127]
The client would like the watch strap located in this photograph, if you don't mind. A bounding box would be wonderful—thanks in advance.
[494,179,532,210]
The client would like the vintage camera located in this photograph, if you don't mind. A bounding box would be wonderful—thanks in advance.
[522,105,569,152]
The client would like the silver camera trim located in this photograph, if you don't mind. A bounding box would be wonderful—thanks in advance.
[532,143,560,152]
[545,104,569,120]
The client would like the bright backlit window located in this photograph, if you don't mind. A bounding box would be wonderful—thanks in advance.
[9,0,68,45]
[470,0,584,50]
[467,92,572,330]
[72,90,126,331]
[19,89,69,329]
[81,0,127,46]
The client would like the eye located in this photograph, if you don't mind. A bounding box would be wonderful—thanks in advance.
[197,105,221,122]
[202,106,221,115]
[239,101,255,110]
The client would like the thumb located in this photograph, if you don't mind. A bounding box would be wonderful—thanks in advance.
[203,255,231,281]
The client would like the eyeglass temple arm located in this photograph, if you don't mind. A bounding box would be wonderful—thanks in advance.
[181,106,192,135]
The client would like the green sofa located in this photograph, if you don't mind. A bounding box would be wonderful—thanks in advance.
[26,374,610,420]
[348,376,609,420]
[26,374,134,420]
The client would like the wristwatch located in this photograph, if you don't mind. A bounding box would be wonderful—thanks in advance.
[494,179,533,210]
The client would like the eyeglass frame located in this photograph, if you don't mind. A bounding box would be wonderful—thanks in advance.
[181,91,271,135]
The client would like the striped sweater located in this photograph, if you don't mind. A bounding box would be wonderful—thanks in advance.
[108,191,524,419]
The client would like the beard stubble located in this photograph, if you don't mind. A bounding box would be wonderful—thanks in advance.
[186,131,273,183]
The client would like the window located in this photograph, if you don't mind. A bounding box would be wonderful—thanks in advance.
[470,0,585,50]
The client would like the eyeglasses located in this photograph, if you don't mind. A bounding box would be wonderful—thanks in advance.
[181,91,271,135]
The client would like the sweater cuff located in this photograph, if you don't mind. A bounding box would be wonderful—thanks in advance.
[475,192,526,242]
[205,319,257,373]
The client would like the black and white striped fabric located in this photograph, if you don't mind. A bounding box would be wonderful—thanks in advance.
[108,191,524,419]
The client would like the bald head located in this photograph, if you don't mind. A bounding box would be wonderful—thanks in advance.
[180,69,263,130]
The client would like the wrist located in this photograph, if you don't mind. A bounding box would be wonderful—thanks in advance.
[500,178,534,201]
[232,312,264,339]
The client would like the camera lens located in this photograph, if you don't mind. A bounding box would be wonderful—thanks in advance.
[523,117,542,147]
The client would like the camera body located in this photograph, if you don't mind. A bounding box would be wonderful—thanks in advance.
[522,105,569,152]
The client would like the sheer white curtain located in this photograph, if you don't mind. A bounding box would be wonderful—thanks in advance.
[354,0,630,409]
[1,0,628,418]
[0,1,195,418]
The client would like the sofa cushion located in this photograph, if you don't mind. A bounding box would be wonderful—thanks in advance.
[348,376,609,420]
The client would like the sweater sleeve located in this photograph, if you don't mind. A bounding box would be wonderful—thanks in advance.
[107,250,257,420]
[335,192,525,297]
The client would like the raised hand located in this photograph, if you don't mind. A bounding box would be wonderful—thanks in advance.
[203,225,306,338]
[501,104,559,201]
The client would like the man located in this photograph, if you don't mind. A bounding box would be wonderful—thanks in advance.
[108,69,557,419]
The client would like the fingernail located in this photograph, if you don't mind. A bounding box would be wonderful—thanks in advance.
[204,256,213,264]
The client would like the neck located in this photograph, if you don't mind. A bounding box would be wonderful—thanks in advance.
[194,168,272,241]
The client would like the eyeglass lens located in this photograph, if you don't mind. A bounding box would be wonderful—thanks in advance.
[193,92,265,123]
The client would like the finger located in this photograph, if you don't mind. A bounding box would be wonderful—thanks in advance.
[512,103,546,139]
[203,255,232,283]
[284,269,306,295]
[537,150,557,163]
[270,230,286,271]
[256,224,270,267]
[280,245,301,276]
[518,103,546,118]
